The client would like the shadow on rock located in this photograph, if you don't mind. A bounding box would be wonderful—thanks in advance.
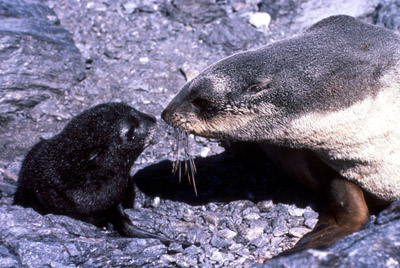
[134,142,320,209]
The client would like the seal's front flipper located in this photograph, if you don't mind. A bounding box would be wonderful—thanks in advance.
[279,178,369,256]
[109,204,197,248]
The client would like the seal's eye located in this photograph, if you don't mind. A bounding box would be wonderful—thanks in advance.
[192,97,216,112]
[247,83,271,93]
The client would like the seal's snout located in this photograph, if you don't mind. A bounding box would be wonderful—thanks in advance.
[161,108,168,122]
[161,104,174,125]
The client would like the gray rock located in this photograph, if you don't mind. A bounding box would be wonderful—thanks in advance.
[250,235,269,248]
[161,0,227,26]
[0,0,86,161]
[199,16,267,52]
[374,0,400,30]
[1,0,399,267]
[210,236,230,248]
[272,218,289,237]
[253,200,400,268]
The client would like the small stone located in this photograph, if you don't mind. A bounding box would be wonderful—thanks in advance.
[210,237,230,248]
[200,147,210,157]
[242,226,264,241]
[272,224,288,237]
[257,200,274,212]
[272,217,288,237]
[244,213,261,221]
[139,57,149,63]
[288,207,305,217]
[168,242,183,254]
[303,210,318,219]
[160,254,176,263]
[218,229,237,240]
[263,223,273,234]
[210,249,223,262]
[288,227,311,238]
[204,213,219,226]
[141,245,166,257]
[64,244,80,257]
[270,236,285,247]
[250,235,269,248]
[248,12,271,29]
[123,2,137,13]
[183,208,196,222]
[233,235,248,245]
[206,203,218,212]
[305,218,318,229]
[151,197,161,208]
[184,245,202,255]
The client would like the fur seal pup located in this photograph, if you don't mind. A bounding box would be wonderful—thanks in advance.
[162,15,400,253]
[14,102,192,247]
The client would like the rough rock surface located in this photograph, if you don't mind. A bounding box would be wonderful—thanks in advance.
[253,200,400,268]
[0,0,399,267]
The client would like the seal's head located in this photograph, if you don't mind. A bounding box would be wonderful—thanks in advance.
[162,15,400,146]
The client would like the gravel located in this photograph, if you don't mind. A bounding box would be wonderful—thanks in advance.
[1,0,400,267]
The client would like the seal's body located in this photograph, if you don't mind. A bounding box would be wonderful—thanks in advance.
[14,103,191,246]
[162,15,400,253]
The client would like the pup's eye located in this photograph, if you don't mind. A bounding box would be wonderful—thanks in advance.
[247,83,271,92]
[192,98,217,112]
[125,127,135,140]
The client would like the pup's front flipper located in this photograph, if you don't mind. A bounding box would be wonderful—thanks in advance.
[109,204,198,248]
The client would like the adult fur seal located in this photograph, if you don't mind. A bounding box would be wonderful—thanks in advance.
[162,15,400,253]
[14,102,192,247]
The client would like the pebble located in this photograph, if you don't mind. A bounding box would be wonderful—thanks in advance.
[288,207,305,217]
[244,213,261,221]
[288,227,311,238]
[123,1,137,13]
[168,242,183,254]
[272,224,288,237]
[257,200,274,212]
[242,226,265,241]
[272,218,288,237]
[203,213,219,226]
[209,249,223,262]
[218,229,237,240]
[248,12,271,29]
[250,235,269,248]
[305,218,319,229]
[210,237,230,248]
[304,209,319,219]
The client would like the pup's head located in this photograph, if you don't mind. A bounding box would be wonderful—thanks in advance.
[59,102,157,167]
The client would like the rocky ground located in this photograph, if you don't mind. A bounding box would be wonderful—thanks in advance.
[1,0,400,267]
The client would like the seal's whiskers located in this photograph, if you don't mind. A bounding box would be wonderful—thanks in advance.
[170,127,198,196]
